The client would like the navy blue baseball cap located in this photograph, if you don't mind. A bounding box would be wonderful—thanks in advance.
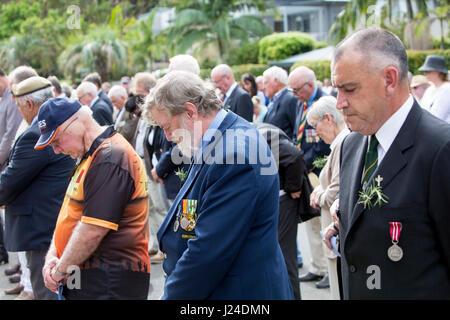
[34,97,81,150]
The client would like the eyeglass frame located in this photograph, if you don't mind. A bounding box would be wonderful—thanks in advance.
[289,81,310,94]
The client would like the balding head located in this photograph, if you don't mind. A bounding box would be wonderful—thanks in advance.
[288,66,317,103]
[211,64,235,95]
[333,27,409,83]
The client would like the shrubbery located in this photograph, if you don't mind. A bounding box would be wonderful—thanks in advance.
[258,32,315,64]
[290,60,331,82]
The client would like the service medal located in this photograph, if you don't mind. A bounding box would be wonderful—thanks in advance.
[173,219,179,232]
[387,243,403,262]
[388,222,403,262]
[180,216,189,230]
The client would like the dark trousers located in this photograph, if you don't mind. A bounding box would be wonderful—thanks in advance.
[0,215,7,259]
[26,250,58,300]
[278,194,301,300]
[63,266,150,300]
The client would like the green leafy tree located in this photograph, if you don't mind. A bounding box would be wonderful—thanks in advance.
[163,0,272,62]
[0,0,41,40]
[58,26,127,83]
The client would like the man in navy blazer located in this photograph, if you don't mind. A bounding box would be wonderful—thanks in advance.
[144,71,293,300]
[77,81,113,126]
[211,64,253,122]
[262,66,298,139]
[325,27,450,299]
[0,77,75,299]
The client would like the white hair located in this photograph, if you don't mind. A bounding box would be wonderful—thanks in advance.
[211,64,233,77]
[77,81,98,96]
[16,87,54,107]
[169,54,200,76]
[263,66,288,85]
[306,96,344,125]
[108,85,128,99]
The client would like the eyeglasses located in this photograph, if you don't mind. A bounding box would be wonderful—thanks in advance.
[51,117,78,147]
[289,82,309,94]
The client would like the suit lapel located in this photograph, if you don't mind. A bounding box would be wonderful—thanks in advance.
[348,101,421,231]
[157,111,239,239]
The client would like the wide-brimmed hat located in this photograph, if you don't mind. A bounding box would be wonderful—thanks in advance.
[418,55,448,74]
[410,75,430,88]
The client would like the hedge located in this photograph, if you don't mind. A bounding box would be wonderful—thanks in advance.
[258,32,315,64]
[200,64,269,81]
[288,50,450,82]
[407,49,450,75]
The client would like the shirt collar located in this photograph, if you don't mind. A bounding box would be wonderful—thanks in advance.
[82,126,116,159]
[375,94,414,156]
[225,82,238,99]
[90,96,99,108]
[194,108,227,162]
[272,87,287,103]
[330,127,350,151]
[307,87,318,106]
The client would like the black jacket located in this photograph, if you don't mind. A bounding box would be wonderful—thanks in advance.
[257,123,319,223]
[0,119,75,251]
[225,85,253,122]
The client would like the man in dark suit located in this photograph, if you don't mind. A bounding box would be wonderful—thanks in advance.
[76,81,113,126]
[262,66,298,139]
[289,66,331,176]
[324,27,450,299]
[211,64,253,122]
[82,72,114,115]
[145,70,293,299]
[256,123,320,300]
[288,66,331,286]
[0,77,75,299]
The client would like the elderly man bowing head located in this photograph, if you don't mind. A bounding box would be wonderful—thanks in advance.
[144,71,293,300]
[38,98,150,300]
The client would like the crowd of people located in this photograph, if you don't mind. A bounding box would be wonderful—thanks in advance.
[0,26,449,300]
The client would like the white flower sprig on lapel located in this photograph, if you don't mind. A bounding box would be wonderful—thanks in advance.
[358,175,389,209]
[175,167,187,182]
[313,155,328,170]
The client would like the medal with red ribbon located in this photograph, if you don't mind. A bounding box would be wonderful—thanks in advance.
[388,222,403,262]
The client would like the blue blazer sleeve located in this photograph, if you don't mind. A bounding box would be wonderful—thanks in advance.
[0,131,52,205]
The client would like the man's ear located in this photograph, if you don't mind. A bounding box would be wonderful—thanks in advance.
[383,66,399,96]
[183,102,198,120]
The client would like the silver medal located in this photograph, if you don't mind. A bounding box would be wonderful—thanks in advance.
[180,217,189,230]
[387,243,403,262]
[173,219,179,232]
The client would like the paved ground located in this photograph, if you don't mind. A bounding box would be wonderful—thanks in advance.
[0,221,330,300]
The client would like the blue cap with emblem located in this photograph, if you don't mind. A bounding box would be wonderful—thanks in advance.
[34,97,81,150]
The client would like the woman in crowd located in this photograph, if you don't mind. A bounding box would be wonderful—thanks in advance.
[306,96,350,300]
[419,54,450,123]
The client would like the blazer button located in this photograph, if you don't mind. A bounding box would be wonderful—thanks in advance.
[163,253,167,259]
[349,265,356,273]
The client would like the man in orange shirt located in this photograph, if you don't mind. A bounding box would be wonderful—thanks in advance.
[38,98,149,300]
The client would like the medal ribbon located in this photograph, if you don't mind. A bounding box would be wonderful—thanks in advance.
[389,222,402,243]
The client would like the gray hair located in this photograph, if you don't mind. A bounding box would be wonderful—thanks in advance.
[333,27,409,81]
[169,54,200,76]
[211,64,233,77]
[143,70,221,124]
[16,86,54,107]
[263,66,288,85]
[108,85,128,99]
[306,96,344,125]
[77,81,98,96]
[9,66,38,85]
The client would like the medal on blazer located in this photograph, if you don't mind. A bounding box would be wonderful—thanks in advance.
[180,199,197,232]
[388,222,403,262]
[174,203,181,232]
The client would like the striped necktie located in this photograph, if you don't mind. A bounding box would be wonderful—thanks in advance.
[296,102,308,148]
[362,135,379,188]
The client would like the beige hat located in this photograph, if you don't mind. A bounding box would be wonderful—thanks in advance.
[12,76,52,97]
[410,75,430,88]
